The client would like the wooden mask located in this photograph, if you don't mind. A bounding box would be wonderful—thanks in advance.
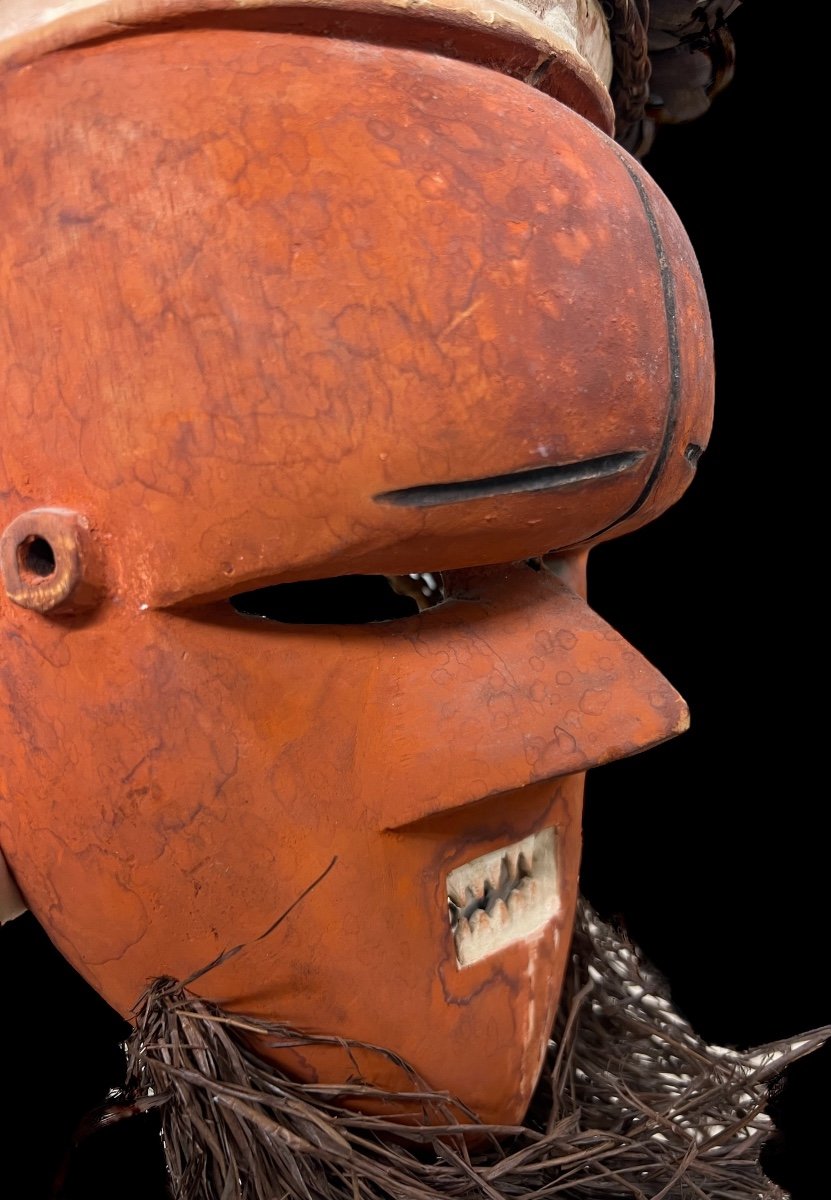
[0,2,713,1125]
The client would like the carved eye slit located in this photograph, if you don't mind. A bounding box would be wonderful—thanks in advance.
[229,573,445,626]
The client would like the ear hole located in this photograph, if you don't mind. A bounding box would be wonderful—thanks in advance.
[1,508,101,615]
[18,535,56,581]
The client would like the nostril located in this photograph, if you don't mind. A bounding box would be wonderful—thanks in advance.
[17,535,56,581]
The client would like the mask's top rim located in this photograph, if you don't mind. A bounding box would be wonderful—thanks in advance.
[0,0,615,131]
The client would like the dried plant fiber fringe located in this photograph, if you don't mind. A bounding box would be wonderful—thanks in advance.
[122,900,828,1200]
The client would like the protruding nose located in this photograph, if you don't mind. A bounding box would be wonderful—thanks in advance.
[356,561,687,829]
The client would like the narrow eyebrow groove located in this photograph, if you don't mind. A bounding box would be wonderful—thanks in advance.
[374,451,646,509]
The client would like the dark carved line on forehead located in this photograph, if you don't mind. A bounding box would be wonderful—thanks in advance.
[374,451,646,509]
[570,153,683,545]
[614,156,682,510]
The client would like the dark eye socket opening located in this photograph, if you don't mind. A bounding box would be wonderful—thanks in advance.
[229,573,445,626]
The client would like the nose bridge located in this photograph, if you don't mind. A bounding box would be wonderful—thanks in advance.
[358,565,687,829]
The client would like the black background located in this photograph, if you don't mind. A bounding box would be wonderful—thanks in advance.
[584,5,827,1195]
[1,5,825,1197]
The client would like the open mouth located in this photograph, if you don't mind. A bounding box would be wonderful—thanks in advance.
[447,828,559,967]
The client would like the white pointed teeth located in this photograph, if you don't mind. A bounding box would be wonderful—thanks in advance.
[447,828,559,967]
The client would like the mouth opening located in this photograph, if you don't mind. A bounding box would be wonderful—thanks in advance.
[447,828,559,967]
[229,572,445,625]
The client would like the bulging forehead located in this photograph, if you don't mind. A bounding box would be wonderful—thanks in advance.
[0,26,712,606]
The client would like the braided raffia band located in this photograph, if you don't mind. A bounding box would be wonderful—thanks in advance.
[610,0,743,154]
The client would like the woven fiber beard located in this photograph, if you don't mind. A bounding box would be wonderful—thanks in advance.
[122,901,827,1200]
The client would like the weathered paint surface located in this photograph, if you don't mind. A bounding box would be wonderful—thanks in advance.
[0,28,712,1123]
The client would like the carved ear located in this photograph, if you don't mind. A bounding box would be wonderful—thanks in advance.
[0,508,105,616]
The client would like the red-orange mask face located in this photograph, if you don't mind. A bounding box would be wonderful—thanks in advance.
[0,15,712,1124]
